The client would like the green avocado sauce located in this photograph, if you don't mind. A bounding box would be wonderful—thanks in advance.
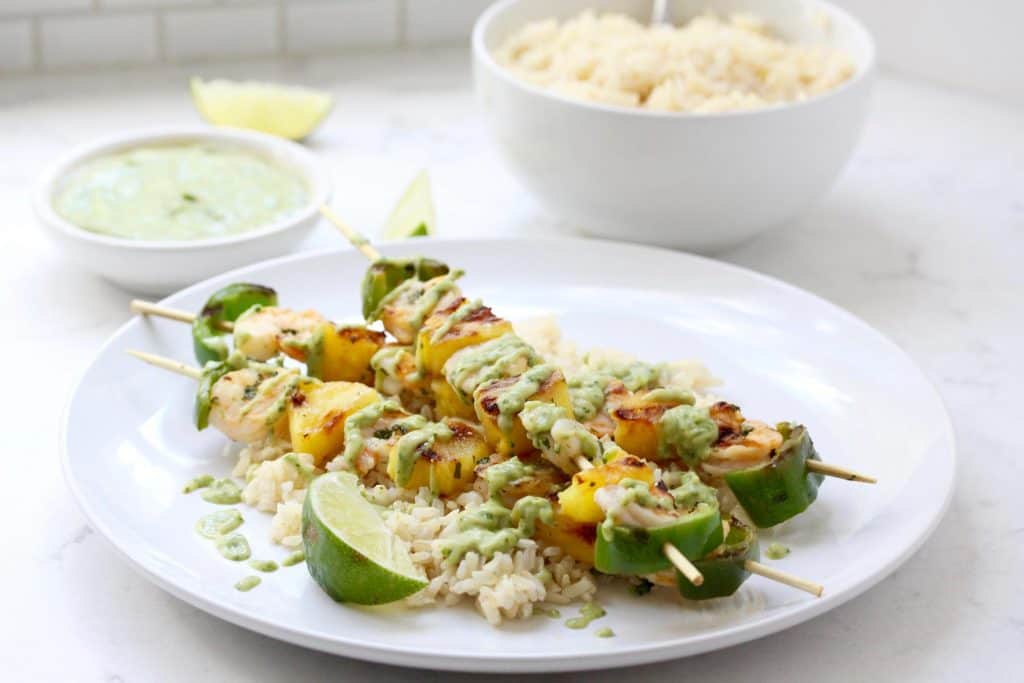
[567,372,611,421]
[657,404,719,466]
[281,550,305,567]
[183,474,215,494]
[565,601,606,629]
[196,509,244,539]
[216,533,251,562]
[440,496,554,565]
[483,456,534,498]
[766,543,790,560]
[429,298,481,344]
[235,576,261,592]
[643,387,695,405]
[200,478,243,505]
[54,144,309,241]
[520,400,602,468]
[595,627,615,638]
[393,422,452,487]
[444,333,539,402]
[248,559,279,573]
[495,364,557,436]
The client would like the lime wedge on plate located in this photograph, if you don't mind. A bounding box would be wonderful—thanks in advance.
[302,472,426,605]
[383,170,435,239]
[190,77,333,140]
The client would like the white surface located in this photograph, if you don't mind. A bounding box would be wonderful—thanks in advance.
[64,238,954,672]
[34,126,332,294]
[474,0,875,252]
[0,48,1021,681]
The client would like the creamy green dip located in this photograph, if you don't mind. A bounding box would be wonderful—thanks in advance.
[248,558,279,573]
[215,533,251,562]
[657,404,719,466]
[235,576,261,592]
[565,601,606,629]
[201,478,243,505]
[54,144,309,241]
[196,509,244,539]
[766,543,790,560]
[281,550,305,567]
[440,496,553,565]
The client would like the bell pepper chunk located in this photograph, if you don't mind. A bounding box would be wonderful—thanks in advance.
[361,257,449,321]
[594,503,723,575]
[676,518,759,601]
[191,283,278,365]
[723,423,824,528]
[194,360,234,430]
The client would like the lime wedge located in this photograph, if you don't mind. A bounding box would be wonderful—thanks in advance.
[383,170,435,239]
[302,472,426,605]
[190,77,333,140]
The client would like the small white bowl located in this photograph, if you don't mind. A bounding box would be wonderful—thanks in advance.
[473,0,876,252]
[34,126,331,295]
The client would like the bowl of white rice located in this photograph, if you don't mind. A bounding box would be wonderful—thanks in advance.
[472,0,875,252]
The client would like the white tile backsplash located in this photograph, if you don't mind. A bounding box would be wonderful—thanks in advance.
[404,0,494,46]
[163,5,279,61]
[0,0,91,17]
[285,0,399,55]
[40,13,159,68]
[0,19,33,72]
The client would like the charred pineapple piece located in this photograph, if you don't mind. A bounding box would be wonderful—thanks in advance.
[535,512,597,565]
[557,456,656,524]
[310,324,385,384]
[611,388,695,461]
[473,366,573,455]
[416,298,513,377]
[386,418,489,496]
[287,380,381,465]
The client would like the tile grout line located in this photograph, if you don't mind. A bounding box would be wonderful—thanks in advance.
[155,9,167,65]
[30,16,43,72]
[397,0,408,49]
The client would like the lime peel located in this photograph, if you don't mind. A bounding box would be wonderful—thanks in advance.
[303,472,426,605]
[383,170,435,240]
[190,77,333,140]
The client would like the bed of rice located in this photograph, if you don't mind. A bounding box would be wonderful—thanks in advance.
[231,317,718,624]
[495,11,855,113]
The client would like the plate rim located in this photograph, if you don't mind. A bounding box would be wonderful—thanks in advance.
[61,237,956,672]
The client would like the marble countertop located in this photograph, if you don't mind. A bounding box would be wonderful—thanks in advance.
[2,48,1021,682]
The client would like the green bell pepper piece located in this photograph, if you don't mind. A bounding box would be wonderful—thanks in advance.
[192,283,278,365]
[676,518,758,601]
[723,423,824,528]
[361,257,449,321]
[594,503,723,575]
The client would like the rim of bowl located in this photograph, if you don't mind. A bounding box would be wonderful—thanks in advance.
[33,125,332,252]
[472,0,878,120]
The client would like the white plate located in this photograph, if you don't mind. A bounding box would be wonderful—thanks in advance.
[62,238,954,673]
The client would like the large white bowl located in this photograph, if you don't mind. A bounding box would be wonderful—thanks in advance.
[473,0,876,252]
[34,126,331,295]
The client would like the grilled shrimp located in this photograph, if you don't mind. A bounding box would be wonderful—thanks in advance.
[703,402,783,474]
[233,306,328,361]
[594,484,675,528]
[209,366,300,443]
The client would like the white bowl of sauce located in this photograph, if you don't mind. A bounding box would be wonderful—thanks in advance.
[35,127,330,294]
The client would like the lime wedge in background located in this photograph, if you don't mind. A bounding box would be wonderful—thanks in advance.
[383,170,435,239]
[302,472,426,605]
[190,78,333,140]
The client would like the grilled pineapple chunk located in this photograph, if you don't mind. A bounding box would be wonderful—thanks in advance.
[287,380,381,465]
[535,513,596,565]
[557,456,655,524]
[431,377,477,420]
[611,388,694,461]
[386,418,489,495]
[473,367,573,455]
[313,324,385,384]
[416,299,513,377]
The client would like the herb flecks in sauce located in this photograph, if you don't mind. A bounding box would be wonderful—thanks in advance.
[183,474,215,494]
[235,576,261,592]
[565,601,606,629]
[54,144,309,241]
[216,533,251,562]
[440,497,554,565]
[196,509,244,538]
[201,478,243,505]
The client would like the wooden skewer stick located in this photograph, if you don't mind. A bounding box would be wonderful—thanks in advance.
[663,542,704,586]
[574,455,705,586]
[744,560,824,597]
[126,349,202,380]
[129,299,234,331]
[806,460,877,484]
[319,205,382,262]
